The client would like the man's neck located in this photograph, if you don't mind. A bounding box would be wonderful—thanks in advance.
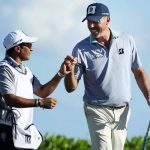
[10,54,22,64]
[96,28,111,48]
[6,55,22,65]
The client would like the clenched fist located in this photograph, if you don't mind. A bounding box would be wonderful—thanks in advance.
[39,97,57,109]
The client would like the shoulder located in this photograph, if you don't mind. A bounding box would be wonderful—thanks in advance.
[74,36,90,49]
[0,66,14,82]
[72,36,91,55]
[111,29,134,40]
[0,61,13,76]
[111,29,136,47]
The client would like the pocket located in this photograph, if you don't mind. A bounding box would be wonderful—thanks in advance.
[84,103,96,117]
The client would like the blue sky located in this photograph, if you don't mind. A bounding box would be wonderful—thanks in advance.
[0,0,150,140]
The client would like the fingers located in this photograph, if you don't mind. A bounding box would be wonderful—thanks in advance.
[58,56,77,75]
[65,55,77,65]
[72,57,77,65]
[59,62,71,75]
[64,56,77,70]
[57,55,77,77]
[65,55,74,61]
[40,98,57,109]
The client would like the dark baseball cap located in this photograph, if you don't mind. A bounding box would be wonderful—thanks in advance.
[82,3,110,22]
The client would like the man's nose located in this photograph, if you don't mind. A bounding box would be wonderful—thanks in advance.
[88,21,95,28]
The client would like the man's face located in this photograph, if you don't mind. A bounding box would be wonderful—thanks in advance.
[19,43,32,61]
[87,17,109,39]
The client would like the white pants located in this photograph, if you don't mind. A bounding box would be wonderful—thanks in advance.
[84,103,130,150]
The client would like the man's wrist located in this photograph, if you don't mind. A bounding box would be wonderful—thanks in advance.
[57,71,65,78]
[35,99,41,107]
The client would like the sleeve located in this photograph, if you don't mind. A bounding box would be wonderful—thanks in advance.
[129,35,142,69]
[32,75,42,90]
[72,45,85,80]
[0,65,15,95]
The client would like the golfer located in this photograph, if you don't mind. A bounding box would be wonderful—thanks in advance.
[64,3,150,150]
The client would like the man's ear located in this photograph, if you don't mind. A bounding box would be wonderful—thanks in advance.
[14,45,21,53]
[106,17,110,25]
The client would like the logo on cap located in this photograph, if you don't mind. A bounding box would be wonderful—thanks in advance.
[87,6,96,15]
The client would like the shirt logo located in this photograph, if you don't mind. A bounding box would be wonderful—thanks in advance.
[87,6,96,15]
[25,135,31,143]
[118,48,124,55]
[92,48,106,58]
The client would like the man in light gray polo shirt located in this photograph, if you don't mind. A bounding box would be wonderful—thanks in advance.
[64,3,150,150]
[0,30,69,149]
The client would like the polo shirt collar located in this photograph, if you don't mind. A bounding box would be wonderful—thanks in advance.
[4,55,27,74]
[90,29,119,44]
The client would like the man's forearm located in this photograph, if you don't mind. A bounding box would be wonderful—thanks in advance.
[134,68,150,103]
[36,72,64,98]
[64,72,78,93]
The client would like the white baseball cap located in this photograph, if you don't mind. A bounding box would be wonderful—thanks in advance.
[3,30,38,50]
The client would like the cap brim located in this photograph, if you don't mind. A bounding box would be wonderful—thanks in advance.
[82,15,103,22]
[82,17,87,22]
[23,37,38,43]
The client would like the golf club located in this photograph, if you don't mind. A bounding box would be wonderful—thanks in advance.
[141,121,150,150]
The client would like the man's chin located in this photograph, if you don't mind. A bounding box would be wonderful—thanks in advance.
[92,34,101,39]
[23,58,30,61]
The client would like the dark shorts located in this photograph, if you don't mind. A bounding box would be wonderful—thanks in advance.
[0,124,17,150]
[0,124,34,150]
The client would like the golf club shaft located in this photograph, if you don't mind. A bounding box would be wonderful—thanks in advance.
[141,121,150,150]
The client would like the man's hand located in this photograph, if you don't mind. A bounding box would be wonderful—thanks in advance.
[64,55,77,71]
[40,97,57,109]
[58,55,77,76]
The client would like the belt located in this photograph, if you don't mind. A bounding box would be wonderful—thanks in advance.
[103,104,128,109]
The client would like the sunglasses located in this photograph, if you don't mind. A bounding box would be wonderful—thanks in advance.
[19,43,32,49]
